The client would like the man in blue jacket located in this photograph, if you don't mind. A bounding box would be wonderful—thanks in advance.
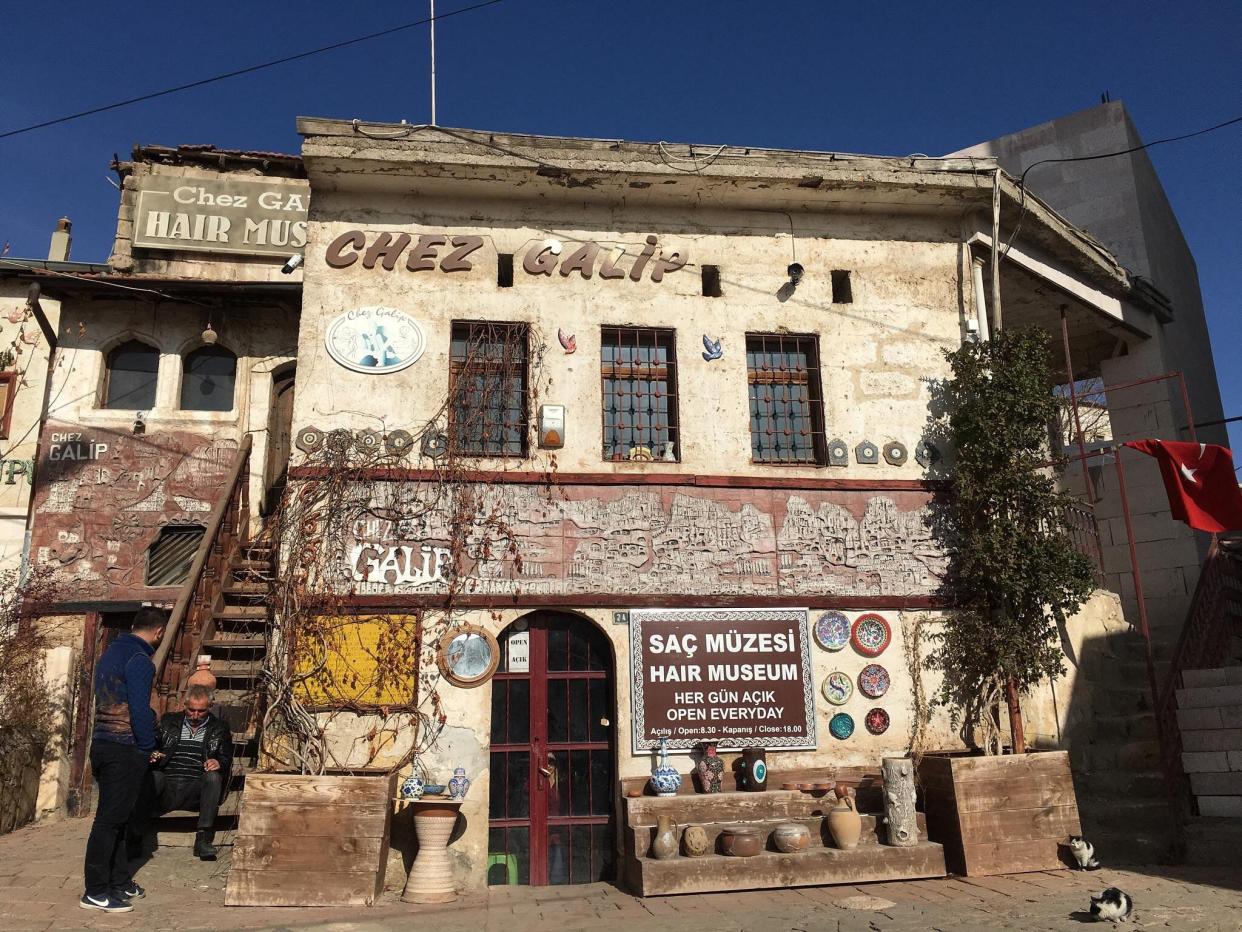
[80,607,166,913]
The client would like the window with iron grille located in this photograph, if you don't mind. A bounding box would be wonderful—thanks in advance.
[746,333,828,465]
[449,322,529,457]
[601,327,679,462]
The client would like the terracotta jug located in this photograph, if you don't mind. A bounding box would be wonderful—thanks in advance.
[650,814,679,860]
[186,655,216,690]
[827,786,862,850]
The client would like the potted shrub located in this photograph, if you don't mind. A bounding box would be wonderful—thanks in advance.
[919,327,1096,876]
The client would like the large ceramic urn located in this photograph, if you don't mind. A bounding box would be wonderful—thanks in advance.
[738,747,767,792]
[827,784,862,849]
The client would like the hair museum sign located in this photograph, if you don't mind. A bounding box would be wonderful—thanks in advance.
[132,176,309,257]
[629,608,816,752]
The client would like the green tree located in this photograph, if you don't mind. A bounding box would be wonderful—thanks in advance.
[929,327,1096,754]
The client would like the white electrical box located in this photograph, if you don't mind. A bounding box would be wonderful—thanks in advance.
[538,404,565,449]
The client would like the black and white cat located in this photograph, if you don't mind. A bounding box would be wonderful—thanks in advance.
[1069,835,1101,870]
[1090,888,1135,923]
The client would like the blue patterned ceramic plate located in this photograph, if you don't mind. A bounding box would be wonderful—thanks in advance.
[829,712,855,740]
[814,611,851,651]
[821,671,853,706]
[858,663,890,699]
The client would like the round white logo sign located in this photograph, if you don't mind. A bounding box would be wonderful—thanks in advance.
[325,306,425,374]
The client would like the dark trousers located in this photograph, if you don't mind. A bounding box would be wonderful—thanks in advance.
[84,742,148,896]
[151,769,223,830]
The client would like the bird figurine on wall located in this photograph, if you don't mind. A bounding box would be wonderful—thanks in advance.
[1089,888,1134,923]
[557,328,577,354]
[702,334,723,361]
[1068,835,1101,871]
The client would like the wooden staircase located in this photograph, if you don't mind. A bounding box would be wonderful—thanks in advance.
[145,435,279,848]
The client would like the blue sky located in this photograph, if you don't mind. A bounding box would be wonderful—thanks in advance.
[1,1,1239,449]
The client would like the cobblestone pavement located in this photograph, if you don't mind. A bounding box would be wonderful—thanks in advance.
[3,818,1241,931]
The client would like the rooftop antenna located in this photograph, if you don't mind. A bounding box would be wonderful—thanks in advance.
[430,0,438,125]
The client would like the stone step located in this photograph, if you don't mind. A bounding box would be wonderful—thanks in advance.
[1084,712,1158,742]
[1182,815,1242,864]
[1183,667,1242,689]
[1078,768,1167,798]
[1075,829,1174,866]
[1094,685,1154,716]
[1079,796,1177,835]
[1176,683,1242,709]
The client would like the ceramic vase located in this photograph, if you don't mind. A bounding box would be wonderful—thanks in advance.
[448,766,471,800]
[827,786,862,850]
[682,824,711,857]
[400,773,425,800]
[186,655,216,690]
[650,737,682,797]
[650,814,679,860]
[695,743,725,793]
[739,747,767,792]
[772,821,812,853]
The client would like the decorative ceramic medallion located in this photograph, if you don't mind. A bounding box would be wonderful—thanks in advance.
[821,671,853,706]
[855,440,880,465]
[864,707,891,735]
[829,712,855,740]
[814,611,851,652]
[421,429,449,460]
[294,426,324,454]
[916,440,941,468]
[385,429,414,456]
[325,306,426,374]
[882,441,908,466]
[858,663,890,699]
[851,613,892,657]
[827,439,850,467]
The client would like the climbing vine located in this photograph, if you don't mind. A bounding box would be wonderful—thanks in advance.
[259,324,554,774]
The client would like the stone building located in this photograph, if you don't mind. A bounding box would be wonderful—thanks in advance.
[2,115,1223,878]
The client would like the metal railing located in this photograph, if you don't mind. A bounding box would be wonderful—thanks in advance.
[151,434,253,713]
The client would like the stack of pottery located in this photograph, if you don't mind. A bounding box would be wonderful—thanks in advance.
[695,743,725,793]
[650,736,682,797]
[827,784,862,850]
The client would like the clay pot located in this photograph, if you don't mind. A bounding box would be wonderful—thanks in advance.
[719,826,763,857]
[186,655,216,690]
[682,824,711,857]
[650,814,679,860]
[827,794,863,850]
[772,821,812,853]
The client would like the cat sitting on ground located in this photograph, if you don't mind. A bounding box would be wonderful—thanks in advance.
[1069,835,1101,870]
[1089,888,1134,923]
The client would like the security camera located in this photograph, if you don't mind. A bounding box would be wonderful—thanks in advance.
[280,254,303,275]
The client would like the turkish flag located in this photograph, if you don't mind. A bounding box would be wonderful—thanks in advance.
[1123,440,1242,533]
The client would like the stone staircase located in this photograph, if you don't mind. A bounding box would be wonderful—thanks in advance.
[1175,667,1242,865]
[1072,630,1178,864]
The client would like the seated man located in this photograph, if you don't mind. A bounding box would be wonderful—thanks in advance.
[151,685,233,860]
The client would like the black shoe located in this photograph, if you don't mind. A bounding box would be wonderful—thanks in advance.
[80,893,133,913]
[193,829,217,861]
[114,881,145,900]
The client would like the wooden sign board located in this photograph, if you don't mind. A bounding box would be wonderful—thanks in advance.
[225,773,396,906]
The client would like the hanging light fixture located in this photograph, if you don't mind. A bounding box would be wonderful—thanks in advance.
[202,312,218,345]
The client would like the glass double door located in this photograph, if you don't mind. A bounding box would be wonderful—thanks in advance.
[488,613,614,885]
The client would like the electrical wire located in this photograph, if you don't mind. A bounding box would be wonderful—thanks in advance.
[0,258,216,308]
[0,0,510,141]
[1001,112,1242,258]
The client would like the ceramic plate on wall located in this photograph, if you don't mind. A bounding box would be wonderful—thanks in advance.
[851,613,892,657]
[829,712,855,740]
[821,671,853,706]
[858,663,890,699]
[865,708,890,735]
[813,611,851,651]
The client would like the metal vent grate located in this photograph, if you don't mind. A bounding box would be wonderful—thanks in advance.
[146,525,206,587]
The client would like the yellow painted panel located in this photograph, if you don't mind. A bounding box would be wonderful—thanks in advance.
[293,614,420,707]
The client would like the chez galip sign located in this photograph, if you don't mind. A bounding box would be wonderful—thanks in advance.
[629,608,816,752]
[132,176,309,257]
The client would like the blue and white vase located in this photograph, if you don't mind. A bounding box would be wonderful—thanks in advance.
[650,737,682,797]
[448,766,471,800]
[400,773,425,800]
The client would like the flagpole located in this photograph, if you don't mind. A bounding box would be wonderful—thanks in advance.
[429,0,437,126]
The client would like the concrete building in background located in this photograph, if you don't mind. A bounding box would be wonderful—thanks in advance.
[953,101,1227,652]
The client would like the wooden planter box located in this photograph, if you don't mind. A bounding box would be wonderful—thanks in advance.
[917,751,1080,876]
[225,773,396,906]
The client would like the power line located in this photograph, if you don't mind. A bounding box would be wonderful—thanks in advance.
[1002,112,1242,257]
[0,0,508,142]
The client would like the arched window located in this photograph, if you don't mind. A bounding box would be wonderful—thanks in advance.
[181,345,237,412]
[103,340,159,410]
